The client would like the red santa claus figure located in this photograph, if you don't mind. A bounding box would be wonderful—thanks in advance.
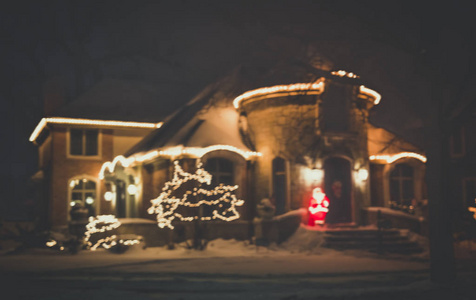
[308,187,330,226]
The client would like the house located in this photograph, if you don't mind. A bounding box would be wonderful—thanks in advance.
[29,79,173,229]
[30,65,429,243]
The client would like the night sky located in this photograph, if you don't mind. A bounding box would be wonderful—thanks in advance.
[1,0,474,219]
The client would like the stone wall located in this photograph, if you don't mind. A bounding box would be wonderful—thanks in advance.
[238,80,373,224]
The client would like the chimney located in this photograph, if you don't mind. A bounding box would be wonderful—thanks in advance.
[43,77,64,116]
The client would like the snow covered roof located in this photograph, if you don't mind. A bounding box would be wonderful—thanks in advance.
[367,124,425,158]
[125,68,255,157]
[54,79,183,123]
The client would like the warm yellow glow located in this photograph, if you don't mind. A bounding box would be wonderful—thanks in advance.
[84,215,140,251]
[120,239,141,246]
[358,169,369,181]
[233,81,325,109]
[468,207,476,220]
[99,155,136,179]
[369,152,427,164]
[304,168,324,182]
[178,145,262,160]
[84,215,121,251]
[331,70,359,78]
[45,240,57,247]
[29,117,162,142]
[29,119,48,143]
[99,145,262,179]
[104,191,113,201]
[127,184,137,195]
[359,85,381,105]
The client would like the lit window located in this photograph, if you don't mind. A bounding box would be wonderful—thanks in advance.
[389,164,414,209]
[205,158,234,186]
[463,178,476,208]
[70,129,99,156]
[70,178,96,216]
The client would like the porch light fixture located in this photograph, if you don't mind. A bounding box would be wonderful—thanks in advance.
[357,169,369,181]
[127,184,138,195]
[104,191,113,201]
[85,196,94,205]
[305,168,324,182]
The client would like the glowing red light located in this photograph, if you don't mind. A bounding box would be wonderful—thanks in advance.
[308,187,329,226]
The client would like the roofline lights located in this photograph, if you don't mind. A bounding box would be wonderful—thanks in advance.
[99,145,262,179]
[233,81,325,109]
[29,117,163,142]
[369,152,427,164]
[331,70,359,79]
[359,85,381,105]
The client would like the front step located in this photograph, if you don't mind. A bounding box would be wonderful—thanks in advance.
[322,228,424,254]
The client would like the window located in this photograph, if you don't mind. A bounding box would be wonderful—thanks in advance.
[70,178,96,216]
[272,157,287,215]
[389,163,414,210]
[205,158,234,186]
[70,129,99,156]
[463,178,476,208]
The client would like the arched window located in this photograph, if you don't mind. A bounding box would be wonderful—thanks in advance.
[389,164,414,209]
[205,158,234,186]
[272,157,287,215]
[70,178,97,216]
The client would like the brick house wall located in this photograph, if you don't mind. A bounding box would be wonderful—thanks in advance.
[47,126,113,228]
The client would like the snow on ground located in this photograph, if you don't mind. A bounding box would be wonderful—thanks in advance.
[0,227,429,276]
[1,225,475,300]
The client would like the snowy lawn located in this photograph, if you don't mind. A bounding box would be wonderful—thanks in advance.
[0,226,431,276]
[1,227,475,300]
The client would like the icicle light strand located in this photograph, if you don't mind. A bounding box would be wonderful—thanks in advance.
[29,117,162,142]
[99,145,262,179]
[369,152,427,164]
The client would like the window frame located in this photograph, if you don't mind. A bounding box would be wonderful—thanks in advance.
[204,157,235,186]
[389,163,415,208]
[67,128,102,159]
[68,176,99,219]
[201,150,247,201]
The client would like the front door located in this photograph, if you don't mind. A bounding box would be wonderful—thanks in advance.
[324,157,352,224]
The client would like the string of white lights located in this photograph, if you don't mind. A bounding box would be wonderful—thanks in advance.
[29,117,162,142]
[331,70,359,78]
[148,160,244,229]
[233,81,325,109]
[99,145,261,179]
[369,152,427,164]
